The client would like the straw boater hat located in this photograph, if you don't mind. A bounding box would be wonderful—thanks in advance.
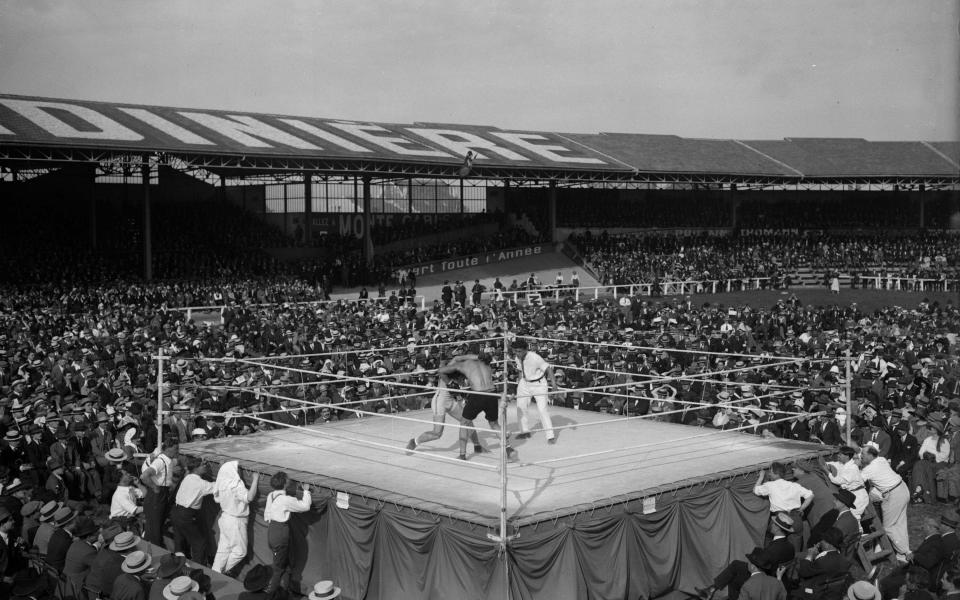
[110,531,141,552]
[846,580,882,600]
[163,575,200,600]
[308,581,342,600]
[38,501,60,523]
[121,550,152,574]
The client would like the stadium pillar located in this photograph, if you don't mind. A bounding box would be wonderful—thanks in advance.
[548,180,558,243]
[141,154,153,281]
[85,164,97,250]
[918,188,925,228]
[362,175,373,266]
[304,172,312,243]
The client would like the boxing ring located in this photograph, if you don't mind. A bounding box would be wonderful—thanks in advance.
[165,335,841,600]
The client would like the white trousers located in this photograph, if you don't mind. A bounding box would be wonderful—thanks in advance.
[212,513,248,573]
[880,482,911,560]
[516,381,555,440]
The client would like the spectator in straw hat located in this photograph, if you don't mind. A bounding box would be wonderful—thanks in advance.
[86,528,135,598]
[45,505,77,571]
[19,499,41,548]
[148,552,187,600]
[307,580,341,600]
[32,500,60,556]
[112,549,153,600]
[845,580,882,600]
[161,575,199,600]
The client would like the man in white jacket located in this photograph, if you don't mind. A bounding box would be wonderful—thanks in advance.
[212,461,259,575]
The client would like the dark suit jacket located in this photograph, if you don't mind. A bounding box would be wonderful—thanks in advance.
[86,548,124,595]
[764,537,796,567]
[892,434,919,471]
[797,550,851,583]
[788,420,810,442]
[112,573,148,600]
[62,539,97,584]
[45,527,73,572]
[834,510,860,559]
[912,533,945,571]
[942,531,960,557]
[739,572,786,600]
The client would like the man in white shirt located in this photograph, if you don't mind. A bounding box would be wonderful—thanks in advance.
[263,471,311,595]
[109,472,144,520]
[139,437,178,546]
[860,446,911,562]
[212,460,260,575]
[824,446,869,520]
[753,462,814,551]
[512,339,557,444]
[171,456,216,566]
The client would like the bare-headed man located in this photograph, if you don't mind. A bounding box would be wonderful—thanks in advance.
[406,373,483,453]
[438,354,516,461]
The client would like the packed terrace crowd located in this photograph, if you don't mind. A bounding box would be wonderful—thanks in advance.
[573,230,960,290]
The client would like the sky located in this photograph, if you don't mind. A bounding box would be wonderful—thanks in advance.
[0,0,957,141]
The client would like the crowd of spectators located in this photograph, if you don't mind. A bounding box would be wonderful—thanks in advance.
[573,230,960,289]
[0,265,959,596]
[551,192,956,230]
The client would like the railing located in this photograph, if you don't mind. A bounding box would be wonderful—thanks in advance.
[171,295,427,322]
[479,275,959,304]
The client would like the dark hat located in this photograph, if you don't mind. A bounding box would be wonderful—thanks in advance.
[11,574,48,598]
[71,516,98,539]
[821,527,843,548]
[941,509,960,528]
[745,546,774,572]
[243,564,272,592]
[0,506,10,524]
[834,488,857,509]
[100,524,122,544]
[157,552,187,579]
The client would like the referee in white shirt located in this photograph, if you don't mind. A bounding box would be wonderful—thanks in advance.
[264,471,312,594]
[512,339,557,444]
[171,456,216,565]
[139,436,178,546]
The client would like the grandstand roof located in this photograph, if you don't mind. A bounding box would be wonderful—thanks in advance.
[0,94,957,183]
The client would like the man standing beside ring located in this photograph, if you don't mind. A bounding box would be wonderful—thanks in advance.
[511,339,557,445]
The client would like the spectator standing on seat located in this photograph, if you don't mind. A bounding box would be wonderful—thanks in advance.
[263,472,312,595]
[861,445,911,562]
[212,460,259,575]
[139,437,178,545]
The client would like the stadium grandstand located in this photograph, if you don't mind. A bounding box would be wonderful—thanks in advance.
[1,95,960,600]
